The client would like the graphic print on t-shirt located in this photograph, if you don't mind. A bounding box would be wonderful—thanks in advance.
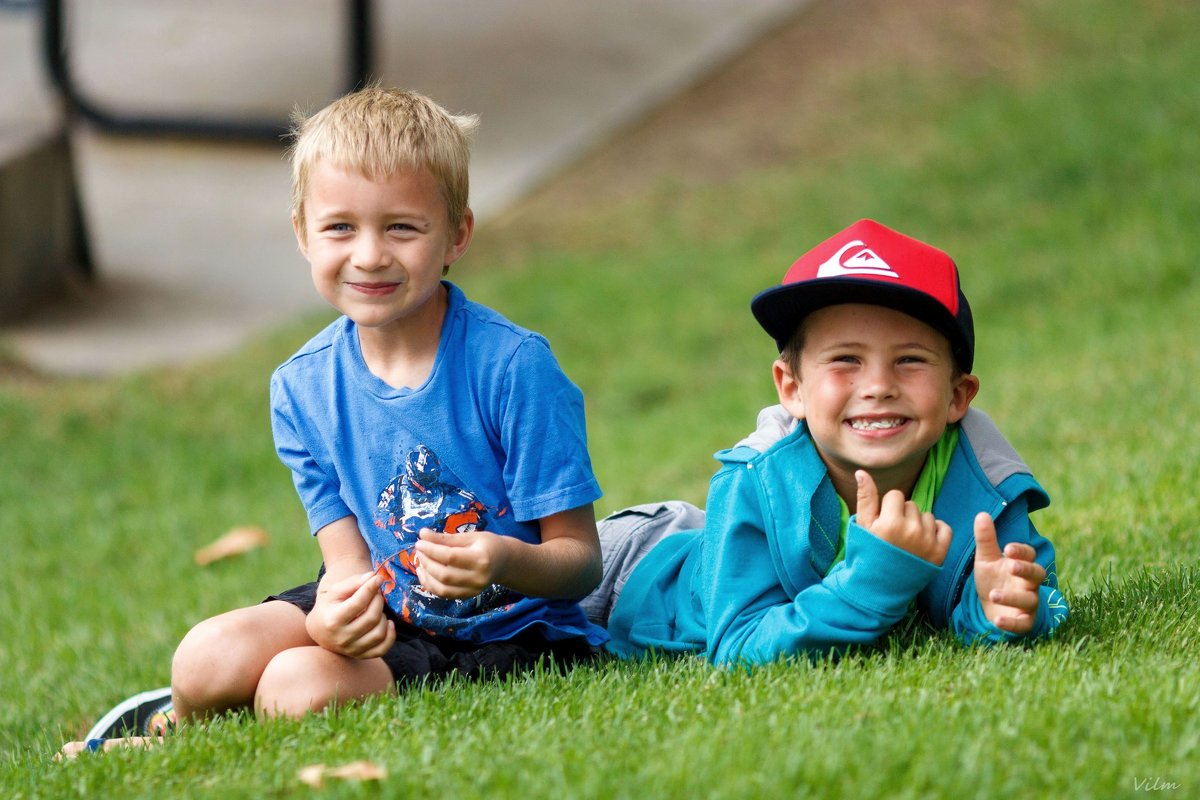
[372,444,516,633]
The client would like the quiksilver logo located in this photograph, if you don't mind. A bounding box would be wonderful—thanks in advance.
[817,240,899,278]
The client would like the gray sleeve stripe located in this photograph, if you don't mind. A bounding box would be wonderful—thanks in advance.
[960,408,1031,487]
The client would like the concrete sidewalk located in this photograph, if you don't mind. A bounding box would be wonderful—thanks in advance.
[0,1,807,376]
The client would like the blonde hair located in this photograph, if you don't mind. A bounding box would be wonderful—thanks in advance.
[289,87,478,236]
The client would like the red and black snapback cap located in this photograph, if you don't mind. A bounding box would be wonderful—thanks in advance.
[750,219,975,373]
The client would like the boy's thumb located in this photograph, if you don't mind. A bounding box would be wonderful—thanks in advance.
[855,470,879,527]
[973,512,1003,563]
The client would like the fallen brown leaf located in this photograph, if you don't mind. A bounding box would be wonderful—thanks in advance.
[296,763,327,788]
[297,760,388,788]
[193,526,270,566]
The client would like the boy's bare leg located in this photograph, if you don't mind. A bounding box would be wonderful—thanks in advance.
[254,645,394,719]
[171,600,314,722]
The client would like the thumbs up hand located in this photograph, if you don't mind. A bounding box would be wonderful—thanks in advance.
[854,470,951,567]
[972,513,1045,634]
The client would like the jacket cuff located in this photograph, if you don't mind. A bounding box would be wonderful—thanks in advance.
[826,521,941,619]
[952,580,1068,646]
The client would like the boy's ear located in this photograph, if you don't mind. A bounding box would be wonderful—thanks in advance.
[444,208,475,267]
[947,372,980,423]
[773,358,805,420]
[292,214,309,260]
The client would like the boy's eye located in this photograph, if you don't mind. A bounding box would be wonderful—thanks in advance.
[325,222,352,232]
[388,222,418,232]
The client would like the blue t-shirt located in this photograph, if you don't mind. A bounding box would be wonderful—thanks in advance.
[270,282,605,645]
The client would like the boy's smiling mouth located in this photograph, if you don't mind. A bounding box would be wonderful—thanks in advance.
[348,281,402,296]
[848,417,908,431]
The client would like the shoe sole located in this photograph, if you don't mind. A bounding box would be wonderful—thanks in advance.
[85,687,173,740]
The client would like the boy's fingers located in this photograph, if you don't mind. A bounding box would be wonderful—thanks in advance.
[341,574,383,615]
[990,588,1040,613]
[414,539,451,563]
[419,529,467,546]
[355,615,395,659]
[878,489,907,521]
[1009,559,1046,584]
[328,571,377,597]
[935,520,953,549]
[417,538,480,569]
[992,614,1034,634]
[1003,542,1037,562]
[973,512,1003,563]
[365,619,396,658]
[855,471,880,527]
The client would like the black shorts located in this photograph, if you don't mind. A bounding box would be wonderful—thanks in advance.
[266,575,598,687]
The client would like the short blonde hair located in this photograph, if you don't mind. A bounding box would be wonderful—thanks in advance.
[289,87,478,236]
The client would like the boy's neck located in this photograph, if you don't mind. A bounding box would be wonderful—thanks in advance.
[832,458,926,514]
[356,286,448,390]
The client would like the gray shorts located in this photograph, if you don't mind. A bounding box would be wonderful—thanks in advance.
[580,500,705,628]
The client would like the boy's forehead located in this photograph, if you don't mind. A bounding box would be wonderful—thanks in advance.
[304,159,448,204]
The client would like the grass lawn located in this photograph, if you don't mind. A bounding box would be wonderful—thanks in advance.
[3,0,1199,797]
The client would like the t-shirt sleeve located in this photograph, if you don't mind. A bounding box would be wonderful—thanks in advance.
[496,336,601,521]
[270,371,353,535]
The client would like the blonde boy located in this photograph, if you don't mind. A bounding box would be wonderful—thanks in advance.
[163,88,606,720]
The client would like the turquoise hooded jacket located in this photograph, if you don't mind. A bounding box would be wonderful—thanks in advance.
[606,408,1067,665]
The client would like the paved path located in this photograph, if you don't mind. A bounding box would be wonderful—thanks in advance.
[0,1,806,376]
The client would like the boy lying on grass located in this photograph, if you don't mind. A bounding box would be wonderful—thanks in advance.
[584,219,1069,665]
[60,86,605,757]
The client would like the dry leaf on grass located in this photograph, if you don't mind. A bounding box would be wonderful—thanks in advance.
[193,526,270,566]
[297,760,388,788]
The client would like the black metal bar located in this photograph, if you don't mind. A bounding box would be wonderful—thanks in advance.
[41,0,374,143]
[62,136,94,278]
[349,0,375,91]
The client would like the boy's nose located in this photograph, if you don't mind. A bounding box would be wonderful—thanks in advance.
[351,233,392,270]
[859,365,899,399]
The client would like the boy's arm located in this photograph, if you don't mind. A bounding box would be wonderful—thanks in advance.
[950,498,1068,645]
[413,503,602,600]
[271,373,395,656]
[702,467,941,666]
[307,516,396,658]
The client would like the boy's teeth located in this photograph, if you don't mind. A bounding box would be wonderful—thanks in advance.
[851,418,903,430]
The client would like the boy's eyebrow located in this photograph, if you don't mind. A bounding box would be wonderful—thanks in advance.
[813,340,942,353]
[892,341,942,353]
[309,207,431,223]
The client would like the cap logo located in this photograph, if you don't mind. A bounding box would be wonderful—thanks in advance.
[816,240,899,279]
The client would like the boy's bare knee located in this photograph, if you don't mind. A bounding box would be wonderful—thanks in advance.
[172,608,296,716]
[256,647,393,719]
[171,601,311,718]
[171,616,250,712]
[255,647,333,718]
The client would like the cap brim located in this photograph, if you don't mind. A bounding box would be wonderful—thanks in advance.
[750,278,972,370]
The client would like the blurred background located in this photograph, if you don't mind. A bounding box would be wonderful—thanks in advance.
[0,0,805,375]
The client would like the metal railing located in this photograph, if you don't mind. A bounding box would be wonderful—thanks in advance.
[40,0,375,142]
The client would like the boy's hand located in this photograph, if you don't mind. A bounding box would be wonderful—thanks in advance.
[307,571,396,659]
[414,529,512,599]
[855,470,951,566]
[972,513,1045,634]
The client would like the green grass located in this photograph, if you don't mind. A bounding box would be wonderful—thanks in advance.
[4,0,1200,796]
